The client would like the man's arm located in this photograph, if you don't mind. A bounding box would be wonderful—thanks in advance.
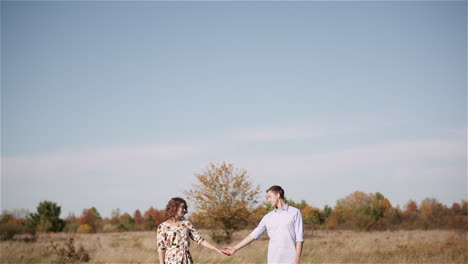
[222,235,255,255]
[293,209,304,264]
[294,241,303,264]
[223,215,267,256]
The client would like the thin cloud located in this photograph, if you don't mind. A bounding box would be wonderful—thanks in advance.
[239,139,466,178]
[2,126,465,214]
[1,142,215,194]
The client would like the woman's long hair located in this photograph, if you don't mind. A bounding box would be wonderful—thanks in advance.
[164,197,188,221]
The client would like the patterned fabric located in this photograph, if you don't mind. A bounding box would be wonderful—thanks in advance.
[157,220,205,264]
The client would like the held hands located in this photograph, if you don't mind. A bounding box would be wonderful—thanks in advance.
[221,246,236,256]
[213,247,233,256]
[214,248,225,255]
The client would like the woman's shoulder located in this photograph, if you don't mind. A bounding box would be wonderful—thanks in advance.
[157,221,170,229]
[181,220,194,227]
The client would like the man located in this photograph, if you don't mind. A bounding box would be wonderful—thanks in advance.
[222,185,304,264]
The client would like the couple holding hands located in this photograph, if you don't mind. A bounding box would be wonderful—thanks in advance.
[157,185,304,264]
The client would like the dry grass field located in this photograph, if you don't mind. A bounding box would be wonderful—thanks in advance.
[0,229,466,263]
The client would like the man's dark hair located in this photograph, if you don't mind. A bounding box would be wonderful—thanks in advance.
[266,185,285,200]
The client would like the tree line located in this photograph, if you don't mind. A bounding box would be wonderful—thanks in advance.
[0,202,166,237]
[1,162,467,242]
[1,194,466,241]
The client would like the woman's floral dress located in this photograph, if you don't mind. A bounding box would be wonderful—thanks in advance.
[156,220,205,264]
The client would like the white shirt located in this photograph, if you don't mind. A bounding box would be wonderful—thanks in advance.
[250,204,304,264]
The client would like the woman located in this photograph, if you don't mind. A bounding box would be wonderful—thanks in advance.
[157,197,224,264]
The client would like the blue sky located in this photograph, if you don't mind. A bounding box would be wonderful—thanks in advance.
[2,1,466,218]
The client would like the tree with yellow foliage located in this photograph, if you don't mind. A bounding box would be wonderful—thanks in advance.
[184,162,260,242]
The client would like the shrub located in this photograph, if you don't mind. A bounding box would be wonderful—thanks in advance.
[49,235,90,263]
[102,224,117,233]
[116,223,128,232]
[63,223,78,233]
[0,223,24,240]
[210,230,231,244]
[76,224,93,234]
[0,223,36,241]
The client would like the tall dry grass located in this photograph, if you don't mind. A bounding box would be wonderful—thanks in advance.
[0,229,466,263]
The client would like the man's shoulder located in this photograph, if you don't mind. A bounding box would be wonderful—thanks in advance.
[287,205,302,214]
[264,210,275,217]
[261,209,278,220]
